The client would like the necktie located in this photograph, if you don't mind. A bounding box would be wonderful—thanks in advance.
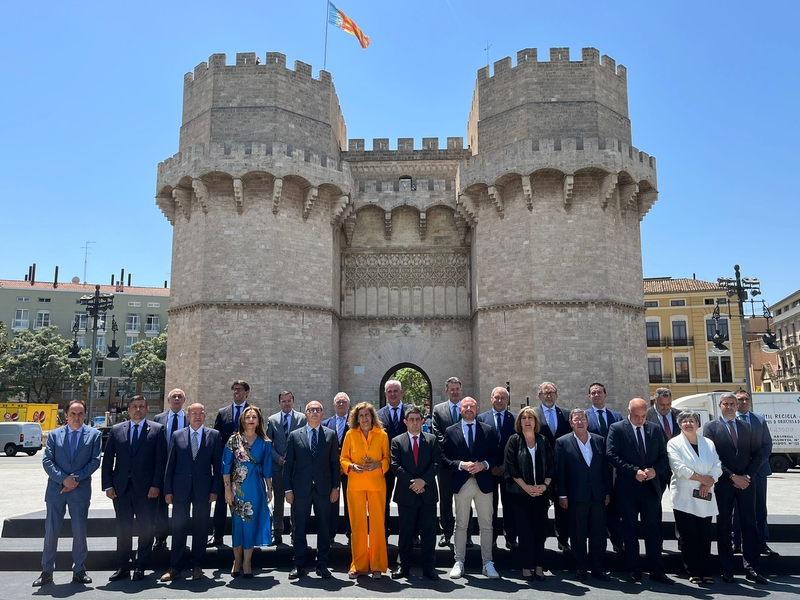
[598,410,608,437]
[234,404,241,426]
[451,404,458,423]
[547,408,556,434]
[495,412,502,433]
[727,420,739,446]
[636,426,646,468]
[467,423,474,451]
[132,423,140,445]
[337,417,344,444]
[311,427,318,456]
[392,407,399,428]
[70,429,79,459]
[739,413,749,424]
[412,435,419,465]
[191,430,199,459]
[171,412,179,437]
[663,415,672,438]
[283,413,289,437]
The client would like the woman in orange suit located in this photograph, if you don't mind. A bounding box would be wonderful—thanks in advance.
[340,401,390,579]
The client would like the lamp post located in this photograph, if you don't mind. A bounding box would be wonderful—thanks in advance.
[717,265,762,396]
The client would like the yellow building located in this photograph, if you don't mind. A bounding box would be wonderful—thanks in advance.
[644,277,746,398]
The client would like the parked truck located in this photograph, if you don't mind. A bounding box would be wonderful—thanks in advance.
[672,392,800,473]
[0,403,60,432]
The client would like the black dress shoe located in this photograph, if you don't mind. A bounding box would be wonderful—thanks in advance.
[506,538,518,550]
[612,544,623,554]
[422,569,440,581]
[32,572,53,587]
[575,569,587,581]
[722,574,735,584]
[438,534,450,547]
[206,537,223,548]
[391,566,410,580]
[591,570,612,581]
[109,568,131,581]
[315,566,332,579]
[73,571,92,584]
[626,571,642,583]
[650,573,674,585]
[534,572,546,582]
[153,539,167,551]
[243,571,254,580]
[289,567,306,580]
[746,570,768,584]
[761,545,779,557]
[732,544,743,555]
[132,569,145,581]
[558,541,571,553]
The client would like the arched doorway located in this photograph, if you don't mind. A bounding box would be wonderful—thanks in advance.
[379,363,433,413]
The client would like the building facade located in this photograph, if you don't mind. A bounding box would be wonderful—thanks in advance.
[770,289,800,392]
[156,47,659,417]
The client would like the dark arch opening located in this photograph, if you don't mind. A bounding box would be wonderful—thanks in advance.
[378,362,433,413]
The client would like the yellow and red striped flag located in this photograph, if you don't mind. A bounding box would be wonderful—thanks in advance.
[328,2,370,49]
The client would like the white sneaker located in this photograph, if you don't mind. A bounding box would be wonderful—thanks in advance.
[482,561,500,579]
[450,561,464,579]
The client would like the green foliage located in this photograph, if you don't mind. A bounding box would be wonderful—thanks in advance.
[121,330,167,399]
[0,326,90,402]
[389,367,431,413]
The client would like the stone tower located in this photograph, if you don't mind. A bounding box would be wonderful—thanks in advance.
[156,47,657,416]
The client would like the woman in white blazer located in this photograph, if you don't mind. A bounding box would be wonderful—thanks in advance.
[667,410,722,585]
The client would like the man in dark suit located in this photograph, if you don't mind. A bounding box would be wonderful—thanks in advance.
[376,379,407,537]
[431,376,463,547]
[733,389,775,555]
[390,406,441,581]
[34,400,102,587]
[585,382,624,553]
[322,391,351,542]
[208,380,250,546]
[102,396,167,582]
[477,386,517,549]
[284,400,340,580]
[267,390,306,545]
[442,397,500,580]
[152,387,188,550]
[555,408,611,582]
[704,393,767,584]
[160,403,223,582]
[536,381,572,552]
[606,398,673,585]
[646,387,681,496]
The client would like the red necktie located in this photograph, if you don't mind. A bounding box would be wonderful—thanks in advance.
[412,435,419,465]
[663,415,672,438]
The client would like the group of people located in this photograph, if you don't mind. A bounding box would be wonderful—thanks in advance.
[33,377,774,588]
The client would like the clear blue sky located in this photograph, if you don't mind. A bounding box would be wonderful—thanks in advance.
[1,1,798,306]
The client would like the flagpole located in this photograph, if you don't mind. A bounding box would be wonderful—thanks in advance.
[323,1,330,71]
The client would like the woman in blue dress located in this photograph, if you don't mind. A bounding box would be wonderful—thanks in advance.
[222,406,273,578]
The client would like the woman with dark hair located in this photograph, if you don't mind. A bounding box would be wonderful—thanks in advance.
[222,406,273,579]
[340,402,390,579]
[504,406,554,582]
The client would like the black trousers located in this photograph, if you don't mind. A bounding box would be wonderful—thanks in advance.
[384,470,396,535]
[272,466,292,537]
[510,493,548,570]
[170,494,211,570]
[569,499,607,571]
[617,486,664,575]
[436,469,455,537]
[673,509,712,578]
[715,479,760,575]
[491,474,515,542]
[397,500,436,570]
[210,494,230,541]
[113,486,157,569]
[330,473,349,538]
[292,488,331,568]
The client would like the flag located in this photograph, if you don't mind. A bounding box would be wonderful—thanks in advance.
[328,2,370,49]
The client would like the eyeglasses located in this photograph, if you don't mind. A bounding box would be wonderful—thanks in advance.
[189,410,206,416]
[306,407,323,413]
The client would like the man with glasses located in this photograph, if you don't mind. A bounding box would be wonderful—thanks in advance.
[152,388,188,550]
[208,380,250,547]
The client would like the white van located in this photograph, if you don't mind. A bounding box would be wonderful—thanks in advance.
[0,422,43,456]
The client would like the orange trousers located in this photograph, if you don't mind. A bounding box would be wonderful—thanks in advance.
[347,487,388,573]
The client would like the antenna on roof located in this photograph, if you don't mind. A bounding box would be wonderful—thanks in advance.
[80,241,96,284]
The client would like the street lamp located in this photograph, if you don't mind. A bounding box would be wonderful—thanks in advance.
[717,265,762,396]
[709,304,730,355]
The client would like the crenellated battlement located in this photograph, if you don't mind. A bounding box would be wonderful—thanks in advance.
[183,52,331,87]
[476,47,626,82]
[344,137,470,160]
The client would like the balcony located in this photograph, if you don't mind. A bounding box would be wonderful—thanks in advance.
[666,336,694,347]
[12,319,29,330]
[125,321,140,333]
[649,373,673,384]
[675,374,691,384]
[784,335,797,348]
[647,337,666,348]
[145,324,160,334]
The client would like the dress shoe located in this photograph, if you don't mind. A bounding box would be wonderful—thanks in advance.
[650,573,674,585]
[626,571,642,583]
[761,545,779,557]
[438,534,450,547]
[316,566,332,579]
[109,568,131,581]
[231,569,241,578]
[243,571,253,580]
[272,535,282,546]
[372,571,382,579]
[558,540,571,553]
[466,537,474,548]
[132,569,145,581]
[73,571,92,584]
[206,537,223,548]
[746,570,768,584]
[575,569,587,581]
[422,569,440,581]
[289,566,306,580]
[191,568,204,580]
[159,568,181,582]
[152,539,167,551]
[534,571,546,582]
[506,538,518,550]
[612,544,624,554]
[32,572,53,587]
[722,574,735,584]
[591,570,612,581]
[391,566,410,580]
[732,544,743,555]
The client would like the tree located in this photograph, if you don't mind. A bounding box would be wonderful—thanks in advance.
[0,326,90,402]
[389,367,431,413]
[121,330,167,399]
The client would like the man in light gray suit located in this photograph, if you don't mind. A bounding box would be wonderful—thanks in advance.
[34,400,102,587]
[266,390,307,544]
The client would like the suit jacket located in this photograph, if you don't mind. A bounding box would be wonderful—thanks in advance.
[213,402,249,444]
[536,404,571,447]
[646,407,681,441]
[441,420,498,494]
[43,425,102,504]
[606,419,668,497]
[586,406,623,437]
[153,410,186,446]
[101,419,167,497]
[555,432,610,503]
[267,409,307,470]
[738,411,772,477]
[376,403,408,440]
[477,409,516,458]
[164,426,223,502]
[666,433,722,518]
[322,412,351,449]
[283,425,340,497]
[390,432,440,505]
[703,416,761,481]
[504,433,554,492]
[431,400,461,448]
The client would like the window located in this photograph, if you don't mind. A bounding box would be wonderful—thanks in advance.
[675,357,690,383]
[145,314,160,334]
[34,310,50,329]
[16,297,29,302]
[147,302,160,308]
[94,360,105,377]
[125,314,140,333]
[97,313,107,332]
[61,381,81,400]
[706,318,729,341]
[648,357,664,383]
[12,309,29,329]
[142,384,161,400]
[77,334,87,349]
[37,297,51,303]
[125,335,138,355]
[646,322,661,347]
[670,299,685,306]
[709,356,733,383]
[96,334,106,355]
[74,313,88,331]
[644,301,658,307]
[672,321,688,345]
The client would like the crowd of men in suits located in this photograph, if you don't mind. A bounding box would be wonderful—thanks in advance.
[32,377,774,587]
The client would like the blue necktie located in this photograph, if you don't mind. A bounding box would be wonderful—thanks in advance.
[70,429,79,460]
[132,423,140,445]
[467,423,474,451]
[311,428,318,456]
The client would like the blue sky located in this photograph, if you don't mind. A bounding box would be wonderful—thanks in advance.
[1,1,798,306]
